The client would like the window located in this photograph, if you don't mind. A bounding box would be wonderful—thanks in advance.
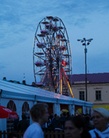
[7,100,17,132]
[79,91,85,100]
[7,100,16,111]
[22,102,30,120]
[95,90,101,101]
[22,101,29,114]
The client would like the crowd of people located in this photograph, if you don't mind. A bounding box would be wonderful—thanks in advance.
[11,103,109,138]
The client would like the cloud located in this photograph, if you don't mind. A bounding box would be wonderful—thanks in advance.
[0,0,109,83]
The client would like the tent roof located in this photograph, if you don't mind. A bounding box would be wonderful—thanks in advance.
[0,80,92,106]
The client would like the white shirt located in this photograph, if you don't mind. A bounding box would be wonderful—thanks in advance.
[89,127,109,138]
[23,122,44,138]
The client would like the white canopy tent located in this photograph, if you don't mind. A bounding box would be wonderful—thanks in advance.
[0,80,93,131]
[0,80,92,105]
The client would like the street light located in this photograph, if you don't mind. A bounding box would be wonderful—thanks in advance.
[77,38,93,101]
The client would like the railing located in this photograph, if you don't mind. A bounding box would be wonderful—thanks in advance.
[45,130,64,138]
[0,131,22,138]
[0,130,64,138]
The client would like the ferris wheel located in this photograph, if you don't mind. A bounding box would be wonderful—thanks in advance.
[33,16,74,97]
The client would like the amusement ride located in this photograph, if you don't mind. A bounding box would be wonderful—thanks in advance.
[33,16,74,97]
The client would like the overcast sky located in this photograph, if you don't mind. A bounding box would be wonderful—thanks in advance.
[0,0,109,84]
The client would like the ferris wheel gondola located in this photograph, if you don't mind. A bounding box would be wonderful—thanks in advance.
[33,16,74,97]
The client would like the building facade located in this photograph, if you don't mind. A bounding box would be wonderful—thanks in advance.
[71,73,109,110]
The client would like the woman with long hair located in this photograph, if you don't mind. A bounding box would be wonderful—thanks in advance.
[64,115,91,138]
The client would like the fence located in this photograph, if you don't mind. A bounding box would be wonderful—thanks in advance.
[45,130,64,138]
[0,130,64,138]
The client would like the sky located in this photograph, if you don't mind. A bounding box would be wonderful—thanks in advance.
[0,0,109,85]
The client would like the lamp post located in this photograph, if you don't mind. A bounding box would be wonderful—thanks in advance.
[77,38,93,101]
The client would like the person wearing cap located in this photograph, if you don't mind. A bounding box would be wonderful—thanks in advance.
[89,107,109,138]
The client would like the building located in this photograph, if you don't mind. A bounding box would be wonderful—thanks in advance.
[0,79,92,131]
[71,72,109,109]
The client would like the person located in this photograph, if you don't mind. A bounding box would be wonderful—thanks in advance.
[13,117,19,132]
[23,103,49,138]
[8,133,18,138]
[64,115,91,138]
[89,107,109,138]
[17,113,30,134]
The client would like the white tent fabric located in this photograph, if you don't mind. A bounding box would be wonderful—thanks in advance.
[0,80,93,131]
[0,80,92,106]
